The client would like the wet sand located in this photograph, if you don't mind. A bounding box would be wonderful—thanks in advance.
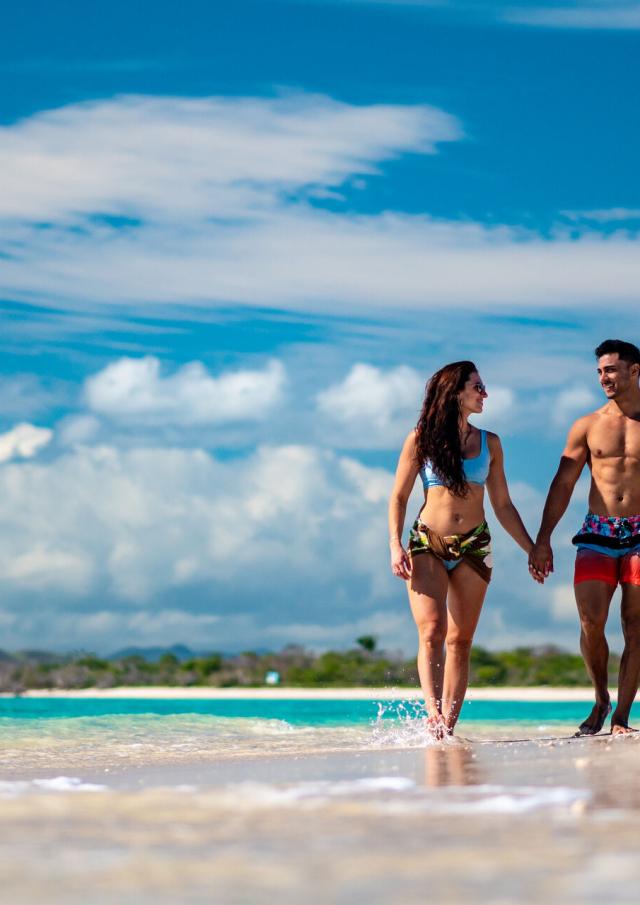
[2,728,640,904]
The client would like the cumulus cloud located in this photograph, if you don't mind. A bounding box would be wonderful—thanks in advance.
[0,422,53,463]
[0,94,638,316]
[316,363,519,445]
[316,363,424,447]
[84,356,286,425]
[0,437,602,652]
[476,386,515,429]
[551,583,577,621]
[0,443,395,607]
[552,386,598,426]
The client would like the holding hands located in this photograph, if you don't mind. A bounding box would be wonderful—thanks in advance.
[528,538,553,584]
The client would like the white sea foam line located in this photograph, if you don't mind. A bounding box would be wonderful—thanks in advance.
[227,776,417,805]
[0,776,108,797]
[207,778,591,815]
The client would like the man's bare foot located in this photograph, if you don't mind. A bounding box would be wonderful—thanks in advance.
[574,700,612,736]
[611,719,638,736]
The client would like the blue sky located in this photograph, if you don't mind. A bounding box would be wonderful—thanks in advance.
[0,0,638,654]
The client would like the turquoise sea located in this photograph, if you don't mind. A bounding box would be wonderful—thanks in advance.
[1,696,633,772]
[0,695,630,726]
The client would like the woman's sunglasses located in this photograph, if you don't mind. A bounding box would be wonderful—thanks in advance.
[473,382,487,394]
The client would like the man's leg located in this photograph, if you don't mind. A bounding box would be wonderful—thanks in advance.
[574,551,617,734]
[612,554,640,734]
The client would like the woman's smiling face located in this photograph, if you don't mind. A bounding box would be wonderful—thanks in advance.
[459,371,488,415]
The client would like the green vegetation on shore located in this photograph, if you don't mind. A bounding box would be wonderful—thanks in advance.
[0,638,618,693]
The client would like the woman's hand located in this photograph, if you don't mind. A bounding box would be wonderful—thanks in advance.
[390,539,412,580]
[525,539,546,584]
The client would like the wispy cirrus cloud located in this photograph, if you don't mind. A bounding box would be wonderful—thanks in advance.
[1,93,638,318]
[292,0,640,30]
[504,2,640,29]
[561,208,640,223]
[0,93,459,223]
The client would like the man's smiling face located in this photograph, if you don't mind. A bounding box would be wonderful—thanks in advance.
[597,352,636,399]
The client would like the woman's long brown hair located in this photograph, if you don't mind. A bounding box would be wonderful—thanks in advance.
[415,360,477,497]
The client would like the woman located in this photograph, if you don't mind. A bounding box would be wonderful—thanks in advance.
[388,361,540,738]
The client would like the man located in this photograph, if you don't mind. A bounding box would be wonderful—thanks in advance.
[529,339,640,736]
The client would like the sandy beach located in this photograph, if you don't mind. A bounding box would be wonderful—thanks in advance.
[3,689,639,904]
[8,685,609,701]
[2,726,640,905]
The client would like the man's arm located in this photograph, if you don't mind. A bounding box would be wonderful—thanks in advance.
[529,417,590,578]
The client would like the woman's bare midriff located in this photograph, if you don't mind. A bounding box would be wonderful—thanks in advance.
[418,484,486,536]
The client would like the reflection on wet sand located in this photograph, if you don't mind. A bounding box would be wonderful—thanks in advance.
[423,742,482,788]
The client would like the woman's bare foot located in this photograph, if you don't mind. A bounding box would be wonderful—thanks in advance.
[425,714,449,741]
[574,700,612,736]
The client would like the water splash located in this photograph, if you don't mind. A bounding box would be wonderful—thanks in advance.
[369,699,457,748]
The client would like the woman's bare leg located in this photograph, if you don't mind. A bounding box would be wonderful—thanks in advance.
[442,563,488,733]
[407,553,449,720]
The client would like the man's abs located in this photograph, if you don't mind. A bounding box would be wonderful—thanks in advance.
[587,416,640,516]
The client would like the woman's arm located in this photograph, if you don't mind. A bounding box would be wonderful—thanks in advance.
[485,434,541,579]
[388,431,421,580]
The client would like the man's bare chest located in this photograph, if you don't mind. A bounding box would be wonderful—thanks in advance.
[588,420,640,462]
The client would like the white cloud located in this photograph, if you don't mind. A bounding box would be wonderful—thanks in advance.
[4,547,93,594]
[504,4,640,29]
[561,208,640,223]
[0,443,394,608]
[0,94,459,223]
[316,363,519,445]
[3,207,639,315]
[476,386,515,429]
[0,374,68,417]
[316,363,423,447]
[551,583,577,621]
[0,95,638,316]
[57,414,102,446]
[84,356,286,424]
[0,422,53,463]
[0,435,603,653]
[552,386,598,425]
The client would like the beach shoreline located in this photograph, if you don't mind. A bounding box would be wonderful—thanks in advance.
[2,685,608,701]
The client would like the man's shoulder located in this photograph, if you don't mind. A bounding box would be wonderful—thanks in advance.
[569,410,600,435]
[576,406,618,446]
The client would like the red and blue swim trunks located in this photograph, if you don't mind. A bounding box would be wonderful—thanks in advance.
[573,513,640,587]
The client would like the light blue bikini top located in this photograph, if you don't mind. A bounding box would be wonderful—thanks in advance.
[419,429,490,490]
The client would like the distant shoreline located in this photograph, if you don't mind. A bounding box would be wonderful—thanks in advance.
[1,686,607,702]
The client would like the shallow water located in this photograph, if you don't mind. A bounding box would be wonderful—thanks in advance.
[0,696,626,770]
[2,698,640,904]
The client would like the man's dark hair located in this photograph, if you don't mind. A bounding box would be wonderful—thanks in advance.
[595,339,640,365]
